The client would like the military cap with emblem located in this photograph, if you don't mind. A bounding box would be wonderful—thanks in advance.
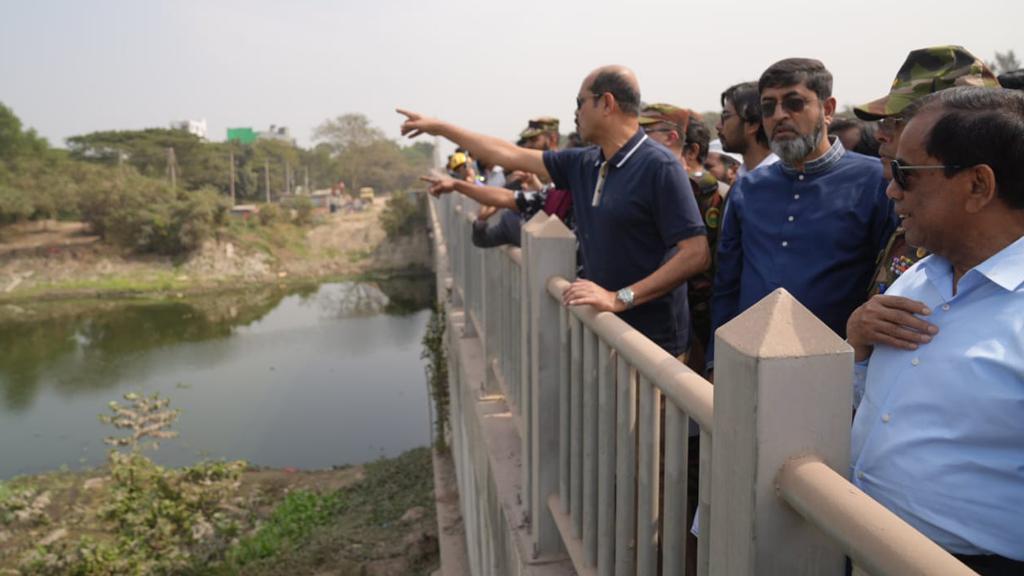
[638,103,698,132]
[519,116,560,140]
[854,45,1000,121]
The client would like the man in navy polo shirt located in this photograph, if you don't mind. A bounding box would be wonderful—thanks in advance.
[398,65,709,355]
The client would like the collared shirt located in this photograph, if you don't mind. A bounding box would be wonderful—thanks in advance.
[736,151,779,178]
[710,137,895,366]
[543,129,706,355]
[851,234,1024,560]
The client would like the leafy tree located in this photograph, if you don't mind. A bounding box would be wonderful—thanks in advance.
[989,50,1020,74]
[312,113,386,154]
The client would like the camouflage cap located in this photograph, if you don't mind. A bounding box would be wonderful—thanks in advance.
[854,45,1000,121]
[519,116,560,140]
[638,103,698,133]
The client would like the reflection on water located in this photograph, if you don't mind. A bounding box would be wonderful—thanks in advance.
[0,275,436,478]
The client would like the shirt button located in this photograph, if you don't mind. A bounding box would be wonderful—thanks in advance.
[798,174,805,181]
[788,216,795,222]
[881,413,891,423]
[793,194,801,199]
[942,304,951,311]
[781,241,789,247]
[857,471,865,480]
[911,357,920,366]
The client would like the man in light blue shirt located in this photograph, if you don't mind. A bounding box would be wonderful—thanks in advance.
[846,86,1024,574]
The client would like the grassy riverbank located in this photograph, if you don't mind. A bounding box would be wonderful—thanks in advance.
[0,448,438,576]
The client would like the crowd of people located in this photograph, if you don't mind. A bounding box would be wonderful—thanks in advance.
[399,45,1024,575]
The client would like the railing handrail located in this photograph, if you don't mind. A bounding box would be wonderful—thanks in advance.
[546,275,714,430]
[778,456,978,576]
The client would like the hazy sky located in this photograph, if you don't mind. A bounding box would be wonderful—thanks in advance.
[2,0,1020,151]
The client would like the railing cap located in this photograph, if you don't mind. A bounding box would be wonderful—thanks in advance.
[521,210,550,233]
[717,288,851,359]
[529,215,575,240]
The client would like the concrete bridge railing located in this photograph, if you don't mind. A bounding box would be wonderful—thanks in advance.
[430,193,975,576]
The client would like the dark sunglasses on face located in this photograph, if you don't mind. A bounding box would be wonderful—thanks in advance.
[889,159,962,190]
[760,95,811,117]
[877,115,906,134]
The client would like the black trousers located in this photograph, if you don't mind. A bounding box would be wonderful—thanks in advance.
[954,553,1024,576]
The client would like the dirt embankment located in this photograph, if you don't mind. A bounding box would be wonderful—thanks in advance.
[0,199,432,302]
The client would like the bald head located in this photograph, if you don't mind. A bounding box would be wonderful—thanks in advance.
[584,65,641,116]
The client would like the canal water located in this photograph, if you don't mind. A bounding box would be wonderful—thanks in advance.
[0,276,436,479]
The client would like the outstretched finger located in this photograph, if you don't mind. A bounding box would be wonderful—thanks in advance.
[395,108,418,120]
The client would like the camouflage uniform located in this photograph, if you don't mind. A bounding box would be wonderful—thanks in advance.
[854,46,1000,296]
[686,170,725,350]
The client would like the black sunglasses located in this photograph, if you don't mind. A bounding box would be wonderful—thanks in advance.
[889,159,962,190]
[760,95,811,117]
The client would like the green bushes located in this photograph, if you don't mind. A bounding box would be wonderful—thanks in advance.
[18,393,247,576]
[421,303,449,451]
[77,170,229,256]
[379,191,426,240]
[283,195,315,226]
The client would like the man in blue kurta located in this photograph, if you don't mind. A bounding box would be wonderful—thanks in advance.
[846,86,1024,574]
[399,65,709,355]
[709,58,896,373]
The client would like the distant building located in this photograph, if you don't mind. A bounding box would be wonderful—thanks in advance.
[257,125,295,145]
[170,118,208,140]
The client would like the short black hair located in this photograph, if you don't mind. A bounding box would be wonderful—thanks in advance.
[829,117,880,157]
[590,70,641,116]
[998,69,1024,91]
[685,119,711,163]
[912,86,1024,209]
[758,58,833,101]
[721,81,769,147]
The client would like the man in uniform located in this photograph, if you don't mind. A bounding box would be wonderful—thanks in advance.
[854,45,1000,296]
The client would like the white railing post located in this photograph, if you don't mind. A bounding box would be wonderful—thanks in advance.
[710,288,853,575]
[524,215,575,558]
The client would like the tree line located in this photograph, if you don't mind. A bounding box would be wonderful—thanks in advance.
[0,105,433,255]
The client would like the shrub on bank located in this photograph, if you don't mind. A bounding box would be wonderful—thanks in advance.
[379,191,425,240]
[77,170,228,256]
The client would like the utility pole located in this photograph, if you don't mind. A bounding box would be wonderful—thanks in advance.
[264,160,271,204]
[304,166,309,194]
[229,150,236,206]
[166,147,177,189]
[285,161,291,195]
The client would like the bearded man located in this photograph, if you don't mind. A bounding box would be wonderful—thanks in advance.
[708,58,897,375]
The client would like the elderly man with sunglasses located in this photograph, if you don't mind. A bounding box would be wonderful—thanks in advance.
[708,58,897,377]
[846,86,1024,575]
[399,65,710,357]
[846,47,1001,357]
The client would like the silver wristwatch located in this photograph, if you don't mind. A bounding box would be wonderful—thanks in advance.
[615,287,635,310]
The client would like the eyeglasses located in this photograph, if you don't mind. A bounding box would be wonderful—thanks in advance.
[760,95,811,117]
[576,93,602,111]
[719,110,736,123]
[889,159,962,190]
[876,116,906,135]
